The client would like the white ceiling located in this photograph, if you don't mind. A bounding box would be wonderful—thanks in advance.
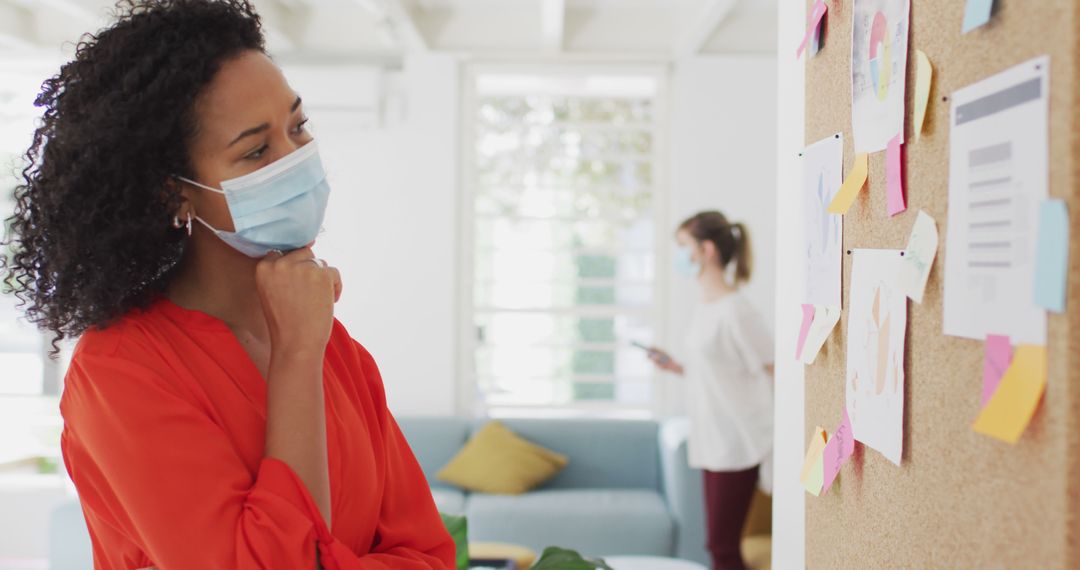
[0,0,777,63]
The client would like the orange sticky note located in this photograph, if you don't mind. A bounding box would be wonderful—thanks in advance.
[972,345,1047,444]
[914,50,933,140]
[827,153,869,214]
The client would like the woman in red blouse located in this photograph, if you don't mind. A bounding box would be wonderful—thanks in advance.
[1,1,454,568]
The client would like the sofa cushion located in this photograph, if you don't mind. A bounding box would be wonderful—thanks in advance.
[464,488,674,558]
[485,419,660,491]
[397,416,471,489]
[430,487,467,515]
[438,421,569,494]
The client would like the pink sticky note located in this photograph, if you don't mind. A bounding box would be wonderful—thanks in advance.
[982,335,1014,406]
[796,304,815,360]
[796,1,828,58]
[822,408,855,493]
[886,134,906,217]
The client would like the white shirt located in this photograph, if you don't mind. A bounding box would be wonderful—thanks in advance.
[682,292,774,472]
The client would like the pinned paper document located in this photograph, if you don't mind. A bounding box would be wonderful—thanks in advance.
[1033,199,1069,313]
[851,0,910,153]
[803,134,845,307]
[828,153,869,214]
[822,409,855,493]
[982,335,1013,406]
[943,56,1049,346]
[886,134,906,216]
[914,50,933,140]
[973,345,1047,444]
[846,249,907,466]
[801,427,828,496]
[796,304,816,360]
[896,210,939,303]
[800,305,842,365]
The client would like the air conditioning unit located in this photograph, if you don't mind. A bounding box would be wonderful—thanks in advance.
[279,64,394,130]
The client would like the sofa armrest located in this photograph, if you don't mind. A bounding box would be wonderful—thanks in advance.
[658,418,708,566]
[50,498,93,570]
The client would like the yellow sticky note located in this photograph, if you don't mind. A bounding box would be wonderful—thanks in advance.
[972,345,1047,444]
[800,427,828,496]
[827,153,869,214]
[914,50,933,140]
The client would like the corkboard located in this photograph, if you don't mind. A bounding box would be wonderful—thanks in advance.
[804,1,1080,567]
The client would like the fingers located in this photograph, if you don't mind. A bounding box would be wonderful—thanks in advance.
[260,247,325,268]
[282,247,316,263]
[257,247,339,300]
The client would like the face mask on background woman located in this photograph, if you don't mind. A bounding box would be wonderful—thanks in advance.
[674,245,701,277]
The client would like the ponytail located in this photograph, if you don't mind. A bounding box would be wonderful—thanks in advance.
[730,222,752,285]
[677,211,754,285]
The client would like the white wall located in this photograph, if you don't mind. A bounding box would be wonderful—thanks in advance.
[662,55,778,416]
[772,1,807,568]
[307,54,785,423]
[298,54,460,417]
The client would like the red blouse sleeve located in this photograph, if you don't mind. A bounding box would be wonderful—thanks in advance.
[61,336,453,569]
[344,341,457,569]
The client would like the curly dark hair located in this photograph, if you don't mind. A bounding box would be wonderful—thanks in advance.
[1,0,266,353]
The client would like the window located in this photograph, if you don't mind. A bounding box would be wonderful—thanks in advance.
[461,67,666,417]
[0,60,67,475]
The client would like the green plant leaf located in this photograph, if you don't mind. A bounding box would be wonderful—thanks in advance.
[529,546,612,570]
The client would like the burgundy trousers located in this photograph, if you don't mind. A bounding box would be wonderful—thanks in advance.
[702,465,759,570]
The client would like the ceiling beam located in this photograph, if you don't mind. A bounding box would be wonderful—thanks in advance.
[0,1,36,51]
[353,0,427,52]
[32,0,99,25]
[256,0,316,53]
[672,0,738,59]
[540,0,564,53]
[378,0,428,52]
[351,0,397,49]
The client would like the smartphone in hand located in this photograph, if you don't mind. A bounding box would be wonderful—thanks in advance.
[631,341,671,365]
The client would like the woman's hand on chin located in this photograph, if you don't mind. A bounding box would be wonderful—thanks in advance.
[255,247,340,355]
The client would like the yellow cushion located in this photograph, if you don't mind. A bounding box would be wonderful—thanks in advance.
[469,542,538,567]
[436,421,568,495]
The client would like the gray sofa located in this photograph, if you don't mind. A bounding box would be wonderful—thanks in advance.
[399,417,707,564]
[48,417,707,568]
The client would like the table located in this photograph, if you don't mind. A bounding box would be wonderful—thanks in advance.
[601,556,708,570]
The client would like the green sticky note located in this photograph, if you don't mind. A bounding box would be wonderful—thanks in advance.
[1034,200,1069,313]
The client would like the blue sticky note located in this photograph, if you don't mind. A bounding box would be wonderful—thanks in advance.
[962,0,994,33]
[1033,200,1069,313]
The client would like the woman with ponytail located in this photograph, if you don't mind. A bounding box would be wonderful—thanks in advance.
[645,210,774,570]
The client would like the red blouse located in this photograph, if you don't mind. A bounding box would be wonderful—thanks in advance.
[59,297,455,569]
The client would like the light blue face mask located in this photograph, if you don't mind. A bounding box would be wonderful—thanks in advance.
[674,246,701,278]
[176,140,330,258]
